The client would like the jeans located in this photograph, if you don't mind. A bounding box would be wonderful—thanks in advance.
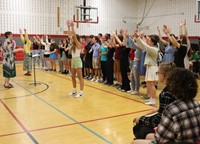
[32,50,40,67]
[40,50,46,68]
[131,61,141,91]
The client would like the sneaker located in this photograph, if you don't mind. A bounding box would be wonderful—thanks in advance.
[91,78,96,82]
[88,76,93,80]
[145,99,156,105]
[127,90,133,93]
[84,76,89,79]
[68,91,77,96]
[131,91,139,95]
[121,89,125,92]
[145,99,151,102]
[75,92,83,98]
[95,79,99,83]
[140,95,150,100]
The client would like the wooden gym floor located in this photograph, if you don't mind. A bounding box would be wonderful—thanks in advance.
[0,64,199,144]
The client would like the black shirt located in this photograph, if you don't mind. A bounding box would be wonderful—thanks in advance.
[85,43,94,61]
[107,48,115,59]
[120,46,130,62]
[33,43,39,50]
[174,45,187,68]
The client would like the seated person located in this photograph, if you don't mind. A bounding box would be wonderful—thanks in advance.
[132,68,200,144]
[133,62,176,139]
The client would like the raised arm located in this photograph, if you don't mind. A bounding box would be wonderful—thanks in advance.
[19,28,25,43]
[179,21,183,36]
[157,26,168,46]
[163,25,180,48]
[24,29,29,41]
[33,36,40,44]
[68,20,81,49]
[113,29,126,47]
[183,19,191,50]
[40,36,46,46]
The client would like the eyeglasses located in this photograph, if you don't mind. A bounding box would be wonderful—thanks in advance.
[156,72,163,75]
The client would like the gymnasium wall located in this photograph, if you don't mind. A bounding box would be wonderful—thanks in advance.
[133,0,199,36]
[0,0,136,35]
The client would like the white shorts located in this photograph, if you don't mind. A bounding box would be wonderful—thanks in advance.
[145,65,158,82]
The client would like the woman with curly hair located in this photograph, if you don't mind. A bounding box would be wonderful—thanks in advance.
[132,68,200,144]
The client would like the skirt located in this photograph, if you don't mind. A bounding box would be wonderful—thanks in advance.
[3,63,16,78]
[145,65,158,82]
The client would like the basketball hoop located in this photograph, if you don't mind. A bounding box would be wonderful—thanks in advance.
[194,15,200,23]
[84,19,92,23]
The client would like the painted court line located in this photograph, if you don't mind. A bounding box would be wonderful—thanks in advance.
[48,72,156,107]
[12,80,113,144]
[0,108,152,138]
[29,109,152,133]
[0,99,39,144]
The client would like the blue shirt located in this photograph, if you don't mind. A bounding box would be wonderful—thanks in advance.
[92,43,100,58]
[126,36,136,48]
[100,45,108,61]
[162,45,175,62]
[127,37,142,59]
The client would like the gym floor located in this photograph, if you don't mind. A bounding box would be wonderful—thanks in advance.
[0,64,199,144]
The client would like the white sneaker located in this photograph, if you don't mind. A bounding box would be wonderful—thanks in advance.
[145,99,156,105]
[68,91,77,96]
[95,79,99,83]
[91,78,96,82]
[127,90,133,93]
[75,92,83,98]
[131,91,139,95]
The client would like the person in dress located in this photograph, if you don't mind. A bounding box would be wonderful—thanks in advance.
[3,31,23,88]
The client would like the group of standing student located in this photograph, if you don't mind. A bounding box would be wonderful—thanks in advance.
[131,21,200,143]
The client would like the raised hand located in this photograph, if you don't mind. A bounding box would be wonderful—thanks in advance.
[24,28,27,32]
[71,20,74,27]
[183,19,186,26]
[163,25,170,35]
[19,28,22,34]
[67,20,71,27]
[180,21,184,27]
[157,26,160,32]
[134,31,140,38]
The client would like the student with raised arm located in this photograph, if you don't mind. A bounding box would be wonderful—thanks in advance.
[157,27,175,63]
[134,32,159,105]
[20,28,32,76]
[125,31,142,95]
[40,35,51,70]
[67,20,84,98]
[3,31,24,88]
[33,36,41,68]
[163,25,187,68]
[180,19,191,69]
[113,29,130,92]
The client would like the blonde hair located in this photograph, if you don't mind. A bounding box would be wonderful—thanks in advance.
[159,62,176,77]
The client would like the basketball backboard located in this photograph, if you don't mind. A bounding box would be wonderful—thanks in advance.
[73,6,99,24]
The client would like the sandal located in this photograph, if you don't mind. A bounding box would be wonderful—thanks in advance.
[8,83,14,88]
[4,84,12,89]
